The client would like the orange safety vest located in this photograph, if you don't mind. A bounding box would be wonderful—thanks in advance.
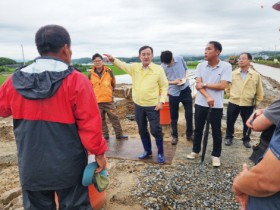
[89,66,116,103]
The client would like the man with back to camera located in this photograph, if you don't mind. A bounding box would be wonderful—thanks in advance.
[104,46,168,164]
[89,53,128,141]
[186,41,232,167]
[0,25,107,210]
[160,50,193,145]
[224,52,264,148]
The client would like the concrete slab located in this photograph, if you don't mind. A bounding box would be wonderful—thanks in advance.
[105,138,176,165]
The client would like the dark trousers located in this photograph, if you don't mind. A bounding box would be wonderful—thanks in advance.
[169,86,193,138]
[193,104,223,157]
[98,102,123,137]
[226,102,254,142]
[134,103,164,155]
[22,184,92,210]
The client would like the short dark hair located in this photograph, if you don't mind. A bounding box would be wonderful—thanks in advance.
[139,45,153,55]
[208,41,222,54]
[239,52,252,60]
[35,25,71,55]
[160,51,173,64]
[92,53,103,61]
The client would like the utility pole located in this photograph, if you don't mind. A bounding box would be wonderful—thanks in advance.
[275,44,277,60]
[21,44,25,65]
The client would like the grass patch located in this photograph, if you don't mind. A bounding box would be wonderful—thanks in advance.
[107,65,127,75]
[0,75,8,86]
[85,65,127,76]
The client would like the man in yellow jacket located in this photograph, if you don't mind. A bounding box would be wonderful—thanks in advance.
[104,46,168,164]
[225,53,264,148]
[89,53,128,140]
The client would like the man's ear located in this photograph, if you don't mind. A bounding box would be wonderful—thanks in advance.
[60,44,71,64]
[61,44,68,56]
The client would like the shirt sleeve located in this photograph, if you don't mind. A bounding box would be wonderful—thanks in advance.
[71,72,107,155]
[113,58,134,76]
[264,97,280,125]
[181,57,187,71]
[195,63,202,79]
[269,122,280,160]
[159,67,169,103]
[221,63,232,82]
[256,74,264,106]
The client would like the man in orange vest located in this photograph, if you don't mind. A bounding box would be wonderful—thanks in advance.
[89,53,128,140]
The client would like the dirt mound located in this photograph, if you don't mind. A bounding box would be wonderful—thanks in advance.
[0,117,14,142]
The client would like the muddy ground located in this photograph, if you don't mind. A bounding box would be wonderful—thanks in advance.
[0,74,280,210]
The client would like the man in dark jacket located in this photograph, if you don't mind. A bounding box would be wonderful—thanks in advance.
[0,25,107,210]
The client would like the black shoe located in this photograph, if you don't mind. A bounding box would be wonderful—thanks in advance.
[243,141,251,148]
[171,137,178,145]
[138,151,152,159]
[225,138,233,146]
[187,135,193,141]
[116,135,128,140]
[157,154,165,164]
[103,135,109,140]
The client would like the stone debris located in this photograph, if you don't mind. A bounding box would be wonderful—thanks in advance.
[133,163,240,209]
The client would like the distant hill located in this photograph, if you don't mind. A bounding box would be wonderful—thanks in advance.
[11,50,280,65]
[71,57,92,64]
[71,54,239,64]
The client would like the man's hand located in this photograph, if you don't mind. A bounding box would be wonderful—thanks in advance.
[95,154,107,173]
[195,81,204,90]
[103,54,115,63]
[155,102,163,111]
[206,96,214,107]
[172,78,182,85]
[246,109,264,129]
[232,164,249,210]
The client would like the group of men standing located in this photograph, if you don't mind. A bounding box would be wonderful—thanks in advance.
[99,41,263,168]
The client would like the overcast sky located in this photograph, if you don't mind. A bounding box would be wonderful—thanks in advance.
[0,0,279,60]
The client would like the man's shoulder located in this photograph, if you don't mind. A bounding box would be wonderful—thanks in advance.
[232,68,241,73]
[150,62,163,69]
[174,55,184,61]
[249,67,261,75]
[219,60,231,67]
[196,61,207,68]
[68,68,88,80]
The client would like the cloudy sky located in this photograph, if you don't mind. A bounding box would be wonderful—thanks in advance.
[0,0,279,60]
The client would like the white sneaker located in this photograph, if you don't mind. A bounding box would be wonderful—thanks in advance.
[212,156,221,167]
[187,152,199,159]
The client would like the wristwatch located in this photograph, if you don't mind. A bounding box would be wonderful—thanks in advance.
[203,83,207,88]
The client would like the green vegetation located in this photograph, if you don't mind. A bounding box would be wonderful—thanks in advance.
[72,64,91,72]
[107,65,127,75]
[187,61,199,69]
[0,75,8,85]
[254,60,280,68]
[0,57,17,66]
[72,57,92,64]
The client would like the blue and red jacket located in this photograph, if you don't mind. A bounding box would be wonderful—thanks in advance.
[0,56,107,190]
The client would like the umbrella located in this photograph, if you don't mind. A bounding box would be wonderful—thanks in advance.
[273,1,280,11]
[245,96,257,139]
[245,112,257,138]
[201,107,212,163]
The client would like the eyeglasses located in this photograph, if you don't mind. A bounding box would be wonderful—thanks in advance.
[238,58,249,61]
[93,59,102,63]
